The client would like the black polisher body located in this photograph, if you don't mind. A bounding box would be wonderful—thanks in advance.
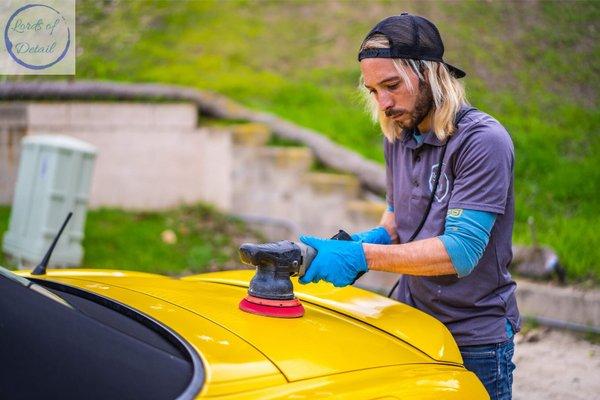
[239,230,353,302]
[239,241,302,300]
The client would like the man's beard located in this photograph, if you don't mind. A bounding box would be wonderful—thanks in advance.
[388,81,434,132]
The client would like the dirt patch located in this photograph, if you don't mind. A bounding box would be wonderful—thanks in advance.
[514,328,600,400]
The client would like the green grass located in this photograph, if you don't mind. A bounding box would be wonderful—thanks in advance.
[584,331,600,345]
[0,205,264,275]
[0,207,9,268]
[14,1,599,281]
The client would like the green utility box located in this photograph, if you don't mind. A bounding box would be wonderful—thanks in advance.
[2,135,97,268]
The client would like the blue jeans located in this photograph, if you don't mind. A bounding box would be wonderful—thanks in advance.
[459,339,515,400]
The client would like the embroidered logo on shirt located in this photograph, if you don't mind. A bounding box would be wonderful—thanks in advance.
[447,208,463,218]
[429,162,449,202]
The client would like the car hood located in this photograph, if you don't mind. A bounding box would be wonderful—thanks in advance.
[20,269,462,397]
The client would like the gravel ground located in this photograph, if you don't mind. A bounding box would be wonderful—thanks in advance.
[513,328,600,400]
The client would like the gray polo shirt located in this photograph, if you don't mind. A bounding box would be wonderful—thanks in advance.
[386,106,521,346]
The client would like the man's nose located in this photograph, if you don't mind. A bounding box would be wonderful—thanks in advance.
[377,91,394,111]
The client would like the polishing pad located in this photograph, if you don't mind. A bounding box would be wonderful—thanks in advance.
[239,295,305,318]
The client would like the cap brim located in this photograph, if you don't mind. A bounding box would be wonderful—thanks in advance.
[446,63,466,79]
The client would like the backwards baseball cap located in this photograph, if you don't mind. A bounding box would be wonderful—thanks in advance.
[358,13,466,79]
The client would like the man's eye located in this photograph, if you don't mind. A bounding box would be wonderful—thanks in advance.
[369,89,377,95]
[387,83,400,90]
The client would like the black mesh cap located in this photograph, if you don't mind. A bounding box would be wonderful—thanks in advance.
[358,13,466,79]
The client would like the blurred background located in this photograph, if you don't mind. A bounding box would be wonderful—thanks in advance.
[2,0,597,282]
[1,2,599,398]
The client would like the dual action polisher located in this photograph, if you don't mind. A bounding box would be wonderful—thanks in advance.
[238,230,352,318]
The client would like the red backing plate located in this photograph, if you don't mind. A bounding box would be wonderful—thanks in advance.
[243,295,302,308]
[239,297,305,318]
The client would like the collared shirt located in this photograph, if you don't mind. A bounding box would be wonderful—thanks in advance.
[386,105,521,346]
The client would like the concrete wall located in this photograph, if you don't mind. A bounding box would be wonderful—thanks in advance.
[0,102,232,210]
[0,101,384,239]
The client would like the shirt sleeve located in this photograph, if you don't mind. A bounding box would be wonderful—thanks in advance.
[448,123,514,214]
[439,209,497,277]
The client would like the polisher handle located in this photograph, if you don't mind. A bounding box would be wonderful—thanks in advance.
[331,229,365,284]
[297,229,353,278]
[297,243,316,278]
[330,229,353,241]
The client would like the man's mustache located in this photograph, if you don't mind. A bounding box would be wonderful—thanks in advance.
[385,108,406,118]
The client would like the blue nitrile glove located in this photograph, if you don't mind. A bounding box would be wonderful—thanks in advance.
[350,226,392,245]
[298,235,368,287]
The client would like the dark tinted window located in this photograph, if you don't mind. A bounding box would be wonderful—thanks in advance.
[0,274,203,399]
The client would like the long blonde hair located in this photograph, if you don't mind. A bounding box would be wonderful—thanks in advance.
[359,34,468,142]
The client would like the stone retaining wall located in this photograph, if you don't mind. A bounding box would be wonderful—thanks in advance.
[355,270,600,331]
[0,101,384,237]
[0,102,232,210]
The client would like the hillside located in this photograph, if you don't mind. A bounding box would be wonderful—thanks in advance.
[11,0,600,281]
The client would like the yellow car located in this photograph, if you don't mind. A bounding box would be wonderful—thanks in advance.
[2,267,488,399]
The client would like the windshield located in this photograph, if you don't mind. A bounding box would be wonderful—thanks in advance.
[0,266,203,399]
[0,265,72,308]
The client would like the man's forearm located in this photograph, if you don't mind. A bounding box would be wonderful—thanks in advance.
[363,237,456,276]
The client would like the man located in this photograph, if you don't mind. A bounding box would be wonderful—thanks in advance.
[299,13,520,400]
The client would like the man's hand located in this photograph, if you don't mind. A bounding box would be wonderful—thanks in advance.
[351,226,392,244]
[298,235,368,287]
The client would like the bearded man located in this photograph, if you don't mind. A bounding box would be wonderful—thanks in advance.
[299,13,520,400]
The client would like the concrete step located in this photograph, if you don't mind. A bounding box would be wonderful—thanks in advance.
[516,280,600,330]
[231,144,377,238]
[294,172,362,236]
[303,172,360,198]
[233,145,314,175]
[232,146,314,222]
[255,146,314,171]
[231,122,271,146]
[346,199,386,231]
